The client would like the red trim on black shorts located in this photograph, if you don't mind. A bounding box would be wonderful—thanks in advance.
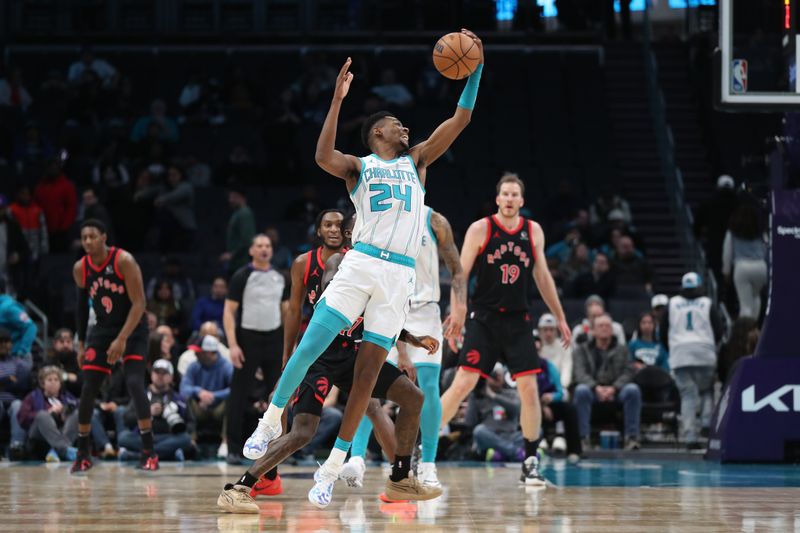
[512,369,542,380]
[477,217,492,255]
[303,250,313,286]
[459,365,490,379]
[492,214,525,236]
[314,393,325,404]
[123,354,144,363]
[82,365,112,374]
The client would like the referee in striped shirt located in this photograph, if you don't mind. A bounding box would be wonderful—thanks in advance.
[223,234,288,464]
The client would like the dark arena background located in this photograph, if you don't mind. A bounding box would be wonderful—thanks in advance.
[0,1,799,532]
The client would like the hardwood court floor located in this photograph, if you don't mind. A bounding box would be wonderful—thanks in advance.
[1,459,799,532]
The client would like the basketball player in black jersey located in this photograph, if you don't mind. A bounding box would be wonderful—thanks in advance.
[440,173,571,486]
[282,209,346,370]
[218,213,440,513]
[71,219,157,473]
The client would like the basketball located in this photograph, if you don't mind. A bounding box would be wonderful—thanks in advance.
[433,31,481,80]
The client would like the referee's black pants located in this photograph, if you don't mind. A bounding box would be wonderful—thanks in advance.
[226,327,283,454]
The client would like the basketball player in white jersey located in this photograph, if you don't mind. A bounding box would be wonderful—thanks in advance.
[342,206,466,491]
[661,272,722,449]
[243,30,483,508]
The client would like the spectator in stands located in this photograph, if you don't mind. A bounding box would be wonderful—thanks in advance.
[218,145,258,186]
[10,186,48,264]
[0,66,33,111]
[67,46,117,86]
[264,226,292,272]
[572,313,641,450]
[221,187,256,274]
[538,357,582,461]
[46,328,82,398]
[180,335,232,455]
[650,294,669,338]
[191,278,227,334]
[722,202,767,319]
[34,157,77,253]
[612,236,653,294]
[537,313,572,394]
[694,174,738,276]
[177,321,230,375]
[545,225,581,264]
[146,256,196,306]
[628,312,669,371]
[468,364,525,462]
[147,281,186,341]
[118,359,193,461]
[590,190,632,226]
[0,327,30,458]
[371,68,414,108]
[157,165,197,252]
[0,195,29,292]
[0,284,36,366]
[662,272,722,449]
[130,99,179,144]
[718,317,759,386]
[570,295,626,348]
[155,325,179,358]
[18,366,79,462]
[80,187,114,241]
[91,158,130,188]
[558,242,592,290]
[13,122,55,182]
[570,251,616,300]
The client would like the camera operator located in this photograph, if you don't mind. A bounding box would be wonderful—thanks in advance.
[118,359,194,461]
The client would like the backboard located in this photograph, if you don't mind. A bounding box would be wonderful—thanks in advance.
[717,0,800,110]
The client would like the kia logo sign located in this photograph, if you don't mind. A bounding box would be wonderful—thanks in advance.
[741,385,800,412]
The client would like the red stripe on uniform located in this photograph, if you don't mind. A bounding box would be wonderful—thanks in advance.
[114,248,125,280]
[512,369,542,380]
[459,365,490,379]
[87,246,115,273]
[314,393,325,404]
[303,250,313,286]
[316,247,325,271]
[82,365,112,374]
[123,354,144,362]
[477,217,492,255]
[528,220,537,263]
[492,214,525,235]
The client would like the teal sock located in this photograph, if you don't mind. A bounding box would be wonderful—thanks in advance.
[334,437,351,452]
[417,365,442,463]
[272,300,348,407]
[350,416,374,459]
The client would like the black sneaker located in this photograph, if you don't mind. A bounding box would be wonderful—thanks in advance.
[70,453,94,474]
[520,456,546,487]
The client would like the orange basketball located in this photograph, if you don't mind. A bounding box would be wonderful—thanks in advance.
[432,32,481,80]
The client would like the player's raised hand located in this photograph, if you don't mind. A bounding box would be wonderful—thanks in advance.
[461,28,484,64]
[334,57,354,101]
[558,319,572,349]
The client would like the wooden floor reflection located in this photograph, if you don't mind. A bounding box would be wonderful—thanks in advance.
[1,462,799,532]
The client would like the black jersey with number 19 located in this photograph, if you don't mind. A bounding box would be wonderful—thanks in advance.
[471,215,537,313]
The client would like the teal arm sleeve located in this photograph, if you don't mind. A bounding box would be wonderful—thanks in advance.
[457,63,484,111]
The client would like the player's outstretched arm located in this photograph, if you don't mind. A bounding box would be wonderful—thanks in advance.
[530,222,571,348]
[410,29,484,171]
[315,57,362,185]
[282,254,309,368]
[72,259,89,363]
[432,212,467,340]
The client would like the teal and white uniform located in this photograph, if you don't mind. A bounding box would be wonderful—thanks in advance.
[320,153,425,349]
[387,205,443,366]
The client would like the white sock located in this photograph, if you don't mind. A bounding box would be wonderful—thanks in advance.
[263,404,284,426]
[325,448,348,472]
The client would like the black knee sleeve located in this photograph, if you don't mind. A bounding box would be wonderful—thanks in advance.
[78,371,106,425]
[124,360,151,421]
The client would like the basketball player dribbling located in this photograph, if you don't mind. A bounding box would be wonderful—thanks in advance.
[242,29,484,508]
[70,219,157,473]
[439,173,572,486]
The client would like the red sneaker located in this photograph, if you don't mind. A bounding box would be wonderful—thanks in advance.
[137,452,159,471]
[70,455,93,474]
[250,474,282,497]
[378,492,409,503]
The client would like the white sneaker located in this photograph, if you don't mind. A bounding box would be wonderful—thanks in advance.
[243,416,282,460]
[217,442,228,459]
[551,436,567,454]
[418,462,442,490]
[340,456,366,488]
[308,463,341,509]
